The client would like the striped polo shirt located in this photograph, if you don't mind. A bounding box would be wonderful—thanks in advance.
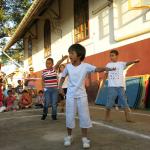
[42,68,58,88]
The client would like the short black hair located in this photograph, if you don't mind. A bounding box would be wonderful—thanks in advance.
[7,90,12,94]
[110,50,119,56]
[18,80,21,83]
[29,67,34,71]
[68,44,86,61]
[46,58,54,64]
[38,90,43,94]
[22,90,28,93]
[8,84,12,88]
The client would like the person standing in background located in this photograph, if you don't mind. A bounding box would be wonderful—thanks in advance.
[25,67,37,97]
[58,64,68,113]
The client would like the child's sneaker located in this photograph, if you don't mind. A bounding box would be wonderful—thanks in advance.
[41,114,47,120]
[82,137,90,149]
[52,115,57,120]
[64,136,72,146]
[0,106,6,112]
[115,106,119,111]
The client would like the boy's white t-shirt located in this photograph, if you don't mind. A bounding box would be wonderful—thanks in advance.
[62,63,96,98]
[106,61,127,87]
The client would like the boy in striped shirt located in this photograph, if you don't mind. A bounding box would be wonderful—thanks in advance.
[41,56,68,120]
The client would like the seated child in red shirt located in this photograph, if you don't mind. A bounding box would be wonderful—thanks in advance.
[5,90,16,111]
[19,90,32,109]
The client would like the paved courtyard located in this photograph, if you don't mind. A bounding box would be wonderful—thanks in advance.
[0,106,150,150]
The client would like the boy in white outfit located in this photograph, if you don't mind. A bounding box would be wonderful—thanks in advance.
[100,50,140,122]
[59,44,115,148]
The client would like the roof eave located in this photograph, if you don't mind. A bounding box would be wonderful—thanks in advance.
[3,0,51,51]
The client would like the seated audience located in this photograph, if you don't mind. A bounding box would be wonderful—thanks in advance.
[12,88,19,110]
[19,90,32,109]
[35,90,44,109]
[5,90,16,111]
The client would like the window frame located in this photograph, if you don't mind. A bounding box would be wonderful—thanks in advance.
[74,0,89,43]
[28,36,32,65]
[44,19,51,58]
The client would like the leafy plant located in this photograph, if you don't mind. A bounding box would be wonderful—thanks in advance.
[0,0,32,65]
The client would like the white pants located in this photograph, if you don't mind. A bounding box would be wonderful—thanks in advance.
[66,96,92,129]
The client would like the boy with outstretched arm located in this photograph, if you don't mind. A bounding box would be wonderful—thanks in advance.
[100,50,140,122]
[59,44,115,148]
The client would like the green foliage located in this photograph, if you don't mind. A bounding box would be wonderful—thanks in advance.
[0,0,32,65]
[0,38,8,64]
[5,0,32,26]
[0,8,4,20]
[0,38,24,65]
[0,0,32,37]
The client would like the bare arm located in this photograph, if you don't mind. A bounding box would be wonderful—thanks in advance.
[54,55,68,70]
[42,78,45,89]
[95,67,115,73]
[126,59,140,67]
[58,77,66,95]
[59,77,65,88]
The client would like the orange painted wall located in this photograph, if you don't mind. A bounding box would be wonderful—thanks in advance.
[84,38,150,102]
[34,71,43,92]
[85,38,150,76]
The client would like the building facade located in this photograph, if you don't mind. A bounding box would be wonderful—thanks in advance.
[4,0,150,102]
